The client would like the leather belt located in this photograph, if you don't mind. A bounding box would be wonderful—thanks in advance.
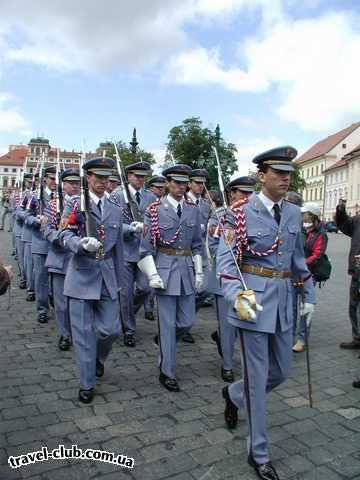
[158,247,192,256]
[241,264,291,279]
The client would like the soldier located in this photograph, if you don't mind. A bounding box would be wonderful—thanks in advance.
[106,171,120,195]
[217,147,315,480]
[59,157,124,404]
[208,177,255,382]
[42,168,80,351]
[9,186,21,255]
[26,166,56,323]
[184,169,211,343]
[111,162,156,347]
[17,174,39,302]
[148,175,166,199]
[14,174,32,289]
[138,164,203,392]
[144,175,167,321]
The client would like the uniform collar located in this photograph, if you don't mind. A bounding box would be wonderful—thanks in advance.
[89,191,106,208]
[129,184,141,197]
[167,194,184,210]
[258,191,283,215]
[187,191,200,204]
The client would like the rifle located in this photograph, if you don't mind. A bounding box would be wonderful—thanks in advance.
[56,149,63,217]
[26,161,39,210]
[80,145,104,260]
[113,140,141,221]
[20,157,28,194]
[36,154,45,214]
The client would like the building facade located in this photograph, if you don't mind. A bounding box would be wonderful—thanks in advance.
[323,159,348,221]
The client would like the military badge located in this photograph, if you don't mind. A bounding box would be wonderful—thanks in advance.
[143,224,148,237]
[224,227,235,245]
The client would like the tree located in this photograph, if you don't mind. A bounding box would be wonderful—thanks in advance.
[166,117,238,189]
[249,163,307,196]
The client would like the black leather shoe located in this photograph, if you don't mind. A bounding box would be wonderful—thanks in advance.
[96,358,104,378]
[78,388,94,404]
[145,311,154,321]
[58,336,71,351]
[353,379,360,388]
[211,330,223,358]
[159,372,180,392]
[248,454,279,480]
[124,334,136,347]
[153,335,159,347]
[26,292,35,302]
[222,386,238,429]
[19,280,26,289]
[182,332,195,343]
[38,313,48,324]
[221,368,234,383]
[11,251,15,256]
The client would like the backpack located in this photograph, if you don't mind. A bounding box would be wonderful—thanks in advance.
[311,253,332,283]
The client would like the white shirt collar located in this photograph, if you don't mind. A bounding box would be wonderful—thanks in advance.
[187,191,200,204]
[45,187,52,196]
[258,191,283,215]
[129,184,141,197]
[89,191,106,207]
[166,194,184,211]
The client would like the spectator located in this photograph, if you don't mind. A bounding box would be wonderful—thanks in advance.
[293,202,327,352]
[286,191,302,207]
[335,199,360,351]
[0,262,11,296]
[0,191,11,231]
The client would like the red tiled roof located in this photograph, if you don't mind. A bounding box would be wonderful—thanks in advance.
[344,143,360,158]
[324,158,346,172]
[296,122,360,164]
[0,148,28,167]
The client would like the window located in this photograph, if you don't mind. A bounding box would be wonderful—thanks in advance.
[316,165,319,176]
[306,169,309,178]
[3,176,8,187]
[340,171,343,181]
[11,178,15,187]
[319,188,322,200]
[342,143,346,149]
[12,168,16,173]
[4,168,8,172]
[314,189,318,200]
[311,167,314,176]
[310,189,313,201]
[321,164,324,173]
[357,184,360,200]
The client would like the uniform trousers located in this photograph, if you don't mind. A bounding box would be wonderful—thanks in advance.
[157,293,195,379]
[24,242,35,293]
[229,326,292,464]
[32,253,49,314]
[51,273,71,338]
[120,261,151,335]
[69,282,120,390]
[214,295,237,370]
[15,237,25,280]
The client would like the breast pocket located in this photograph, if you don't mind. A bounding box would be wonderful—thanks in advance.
[247,228,273,250]
[285,224,299,252]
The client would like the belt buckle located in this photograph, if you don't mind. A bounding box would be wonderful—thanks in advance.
[273,271,279,278]
[175,249,181,256]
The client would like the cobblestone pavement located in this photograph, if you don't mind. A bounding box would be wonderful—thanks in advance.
[0,231,359,480]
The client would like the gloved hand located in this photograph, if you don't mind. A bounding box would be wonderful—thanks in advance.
[195,273,204,293]
[149,274,165,289]
[234,290,257,321]
[200,223,205,233]
[129,221,144,234]
[80,237,101,253]
[300,302,314,327]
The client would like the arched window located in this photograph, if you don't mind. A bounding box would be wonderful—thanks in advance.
[3,176,8,187]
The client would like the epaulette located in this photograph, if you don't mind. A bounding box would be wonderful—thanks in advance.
[185,199,197,207]
[148,198,161,208]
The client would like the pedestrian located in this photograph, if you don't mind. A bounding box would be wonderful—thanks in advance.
[59,157,125,404]
[0,262,11,296]
[110,161,156,347]
[138,164,203,392]
[208,176,255,382]
[0,191,11,231]
[293,202,328,353]
[217,146,315,480]
[335,199,360,350]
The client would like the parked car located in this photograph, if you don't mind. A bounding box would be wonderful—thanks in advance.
[326,221,338,233]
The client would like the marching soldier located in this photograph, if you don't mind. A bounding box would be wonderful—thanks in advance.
[14,174,32,289]
[138,164,203,392]
[111,162,156,347]
[42,168,80,351]
[9,186,21,256]
[184,169,211,343]
[26,166,57,323]
[208,176,255,382]
[106,171,120,195]
[217,147,315,480]
[59,157,124,404]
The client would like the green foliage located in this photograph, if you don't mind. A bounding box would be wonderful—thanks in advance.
[166,117,238,189]
[105,141,155,167]
[249,163,307,196]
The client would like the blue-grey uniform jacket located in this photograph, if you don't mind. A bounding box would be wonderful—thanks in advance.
[110,187,156,263]
[59,197,124,301]
[139,197,203,296]
[206,206,227,296]
[186,194,211,265]
[26,191,52,255]
[217,193,315,333]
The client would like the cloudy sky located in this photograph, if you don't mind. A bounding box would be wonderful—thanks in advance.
[0,0,359,174]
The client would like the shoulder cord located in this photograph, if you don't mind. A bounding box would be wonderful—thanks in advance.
[149,199,181,248]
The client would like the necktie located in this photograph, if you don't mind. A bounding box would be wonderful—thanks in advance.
[177,204,182,218]
[196,198,200,205]
[50,192,54,200]
[273,203,281,225]
[97,199,102,216]
[135,191,141,205]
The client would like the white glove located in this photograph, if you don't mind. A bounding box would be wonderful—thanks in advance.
[234,291,257,321]
[300,302,314,327]
[80,237,101,252]
[200,223,205,233]
[129,221,144,233]
[138,255,165,290]
[193,254,204,292]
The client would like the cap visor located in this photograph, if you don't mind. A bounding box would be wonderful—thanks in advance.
[270,164,295,172]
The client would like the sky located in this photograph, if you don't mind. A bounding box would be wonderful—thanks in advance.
[0,0,360,175]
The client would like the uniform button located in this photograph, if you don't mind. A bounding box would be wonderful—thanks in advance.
[257,232,261,236]
[278,252,283,256]
[279,240,283,245]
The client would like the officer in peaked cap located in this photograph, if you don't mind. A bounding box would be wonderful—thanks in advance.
[138,164,203,392]
[58,155,125,404]
[106,170,120,195]
[217,146,315,480]
[110,160,156,346]
[41,168,80,351]
[147,175,167,199]
[227,176,256,199]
